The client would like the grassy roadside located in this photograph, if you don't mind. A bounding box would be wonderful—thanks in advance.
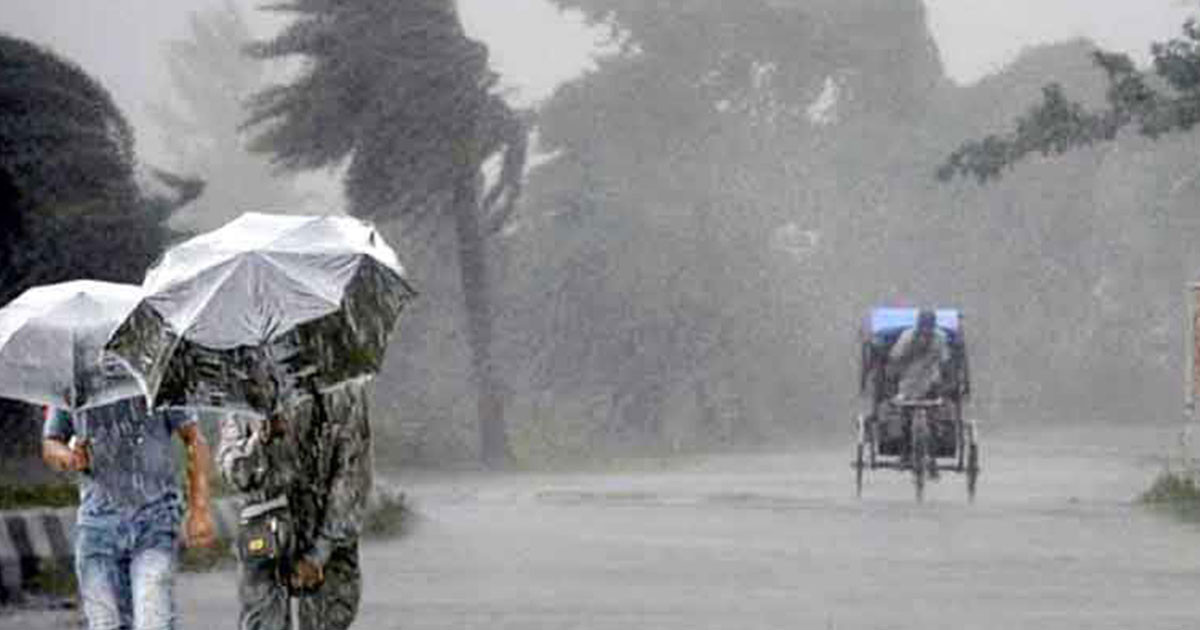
[362,485,411,539]
[0,483,78,511]
[1139,469,1200,521]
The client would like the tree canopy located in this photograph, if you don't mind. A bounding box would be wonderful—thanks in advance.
[490,0,945,447]
[939,17,1200,182]
[0,34,194,306]
[0,35,137,212]
[245,0,526,227]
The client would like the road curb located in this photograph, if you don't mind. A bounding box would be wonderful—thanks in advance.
[0,500,240,603]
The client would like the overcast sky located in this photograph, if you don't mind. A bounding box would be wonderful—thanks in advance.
[0,0,1194,163]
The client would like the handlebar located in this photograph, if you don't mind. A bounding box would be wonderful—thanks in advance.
[890,397,945,409]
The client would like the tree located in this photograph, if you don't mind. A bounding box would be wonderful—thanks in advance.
[938,18,1200,182]
[935,24,1200,423]
[526,1,827,445]
[151,2,308,232]
[245,0,528,467]
[0,34,198,305]
[507,0,946,447]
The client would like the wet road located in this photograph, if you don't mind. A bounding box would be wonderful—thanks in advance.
[6,425,1200,629]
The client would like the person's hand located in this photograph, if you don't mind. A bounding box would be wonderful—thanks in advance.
[290,557,325,591]
[247,415,273,446]
[63,437,91,472]
[250,414,285,445]
[184,509,217,549]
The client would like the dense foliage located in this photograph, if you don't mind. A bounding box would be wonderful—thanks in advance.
[0,35,150,303]
[478,2,1195,457]
[486,0,946,451]
[0,35,205,304]
[940,18,1200,182]
[245,0,526,223]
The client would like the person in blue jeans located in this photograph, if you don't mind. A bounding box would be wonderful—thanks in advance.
[42,398,216,630]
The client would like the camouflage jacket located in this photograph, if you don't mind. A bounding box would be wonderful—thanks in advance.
[218,377,374,569]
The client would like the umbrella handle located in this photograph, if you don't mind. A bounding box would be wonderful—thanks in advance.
[66,434,92,475]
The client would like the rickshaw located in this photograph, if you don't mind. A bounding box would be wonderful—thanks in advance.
[853,307,980,501]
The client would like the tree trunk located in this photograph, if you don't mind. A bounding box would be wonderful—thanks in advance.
[452,175,510,468]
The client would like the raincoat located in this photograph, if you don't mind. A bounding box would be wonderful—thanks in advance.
[218,377,373,630]
[888,327,950,400]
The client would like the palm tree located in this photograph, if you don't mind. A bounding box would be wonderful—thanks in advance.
[246,0,528,466]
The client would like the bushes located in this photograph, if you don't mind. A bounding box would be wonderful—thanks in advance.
[0,483,77,510]
[1139,469,1200,520]
[362,482,410,538]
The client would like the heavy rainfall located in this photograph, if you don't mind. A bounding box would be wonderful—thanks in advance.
[1,1,1200,629]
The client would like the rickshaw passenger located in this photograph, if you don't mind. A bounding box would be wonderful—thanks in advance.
[888,308,950,400]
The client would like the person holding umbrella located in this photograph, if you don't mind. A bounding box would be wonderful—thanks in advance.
[43,399,217,629]
[106,213,416,630]
[0,280,216,630]
[217,355,376,630]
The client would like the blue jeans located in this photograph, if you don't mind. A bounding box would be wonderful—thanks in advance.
[75,514,179,630]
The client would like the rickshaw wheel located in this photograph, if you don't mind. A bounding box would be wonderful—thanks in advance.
[955,420,966,472]
[911,412,929,502]
[868,422,879,468]
[966,442,980,502]
[854,443,865,498]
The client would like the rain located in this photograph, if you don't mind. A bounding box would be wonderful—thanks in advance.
[2,1,1200,628]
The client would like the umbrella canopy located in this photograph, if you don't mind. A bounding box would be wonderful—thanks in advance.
[0,280,145,410]
[106,212,416,407]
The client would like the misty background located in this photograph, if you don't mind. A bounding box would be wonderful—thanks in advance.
[1,0,1198,467]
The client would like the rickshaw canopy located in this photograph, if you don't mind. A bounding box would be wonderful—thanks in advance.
[859,306,969,401]
[866,307,960,334]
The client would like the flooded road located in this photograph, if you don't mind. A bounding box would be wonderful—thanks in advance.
[7,425,1200,629]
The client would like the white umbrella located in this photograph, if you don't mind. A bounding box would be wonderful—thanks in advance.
[106,212,416,407]
[0,280,144,411]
